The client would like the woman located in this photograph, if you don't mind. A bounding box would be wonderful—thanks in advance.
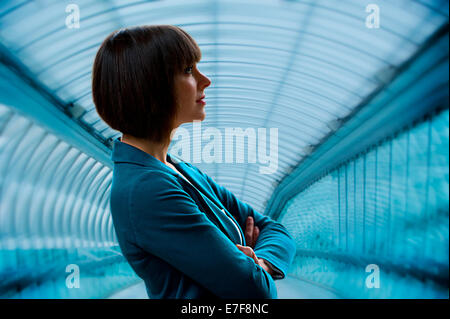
[92,25,296,299]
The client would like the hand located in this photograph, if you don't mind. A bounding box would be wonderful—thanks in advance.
[257,258,275,277]
[244,216,259,249]
[235,244,258,264]
[235,245,275,277]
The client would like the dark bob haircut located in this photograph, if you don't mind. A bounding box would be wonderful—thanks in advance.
[92,25,201,142]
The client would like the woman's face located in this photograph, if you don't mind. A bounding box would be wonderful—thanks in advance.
[172,63,211,128]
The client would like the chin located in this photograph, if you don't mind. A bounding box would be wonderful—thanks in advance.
[196,111,206,121]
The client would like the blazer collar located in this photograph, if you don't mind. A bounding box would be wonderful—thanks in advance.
[111,137,179,177]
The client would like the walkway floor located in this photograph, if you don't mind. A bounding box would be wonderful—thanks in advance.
[107,276,340,299]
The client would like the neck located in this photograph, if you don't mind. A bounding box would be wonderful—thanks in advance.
[120,133,171,165]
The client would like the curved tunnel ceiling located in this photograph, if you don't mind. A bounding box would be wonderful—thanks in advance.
[0,0,448,214]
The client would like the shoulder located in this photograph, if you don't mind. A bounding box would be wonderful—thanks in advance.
[130,169,185,200]
[111,164,185,207]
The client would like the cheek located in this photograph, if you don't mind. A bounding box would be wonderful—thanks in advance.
[175,77,197,106]
[183,86,197,105]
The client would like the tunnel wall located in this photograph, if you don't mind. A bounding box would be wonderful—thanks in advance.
[0,103,140,298]
[280,108,449,298]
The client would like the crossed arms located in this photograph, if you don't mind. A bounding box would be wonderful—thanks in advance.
[128,169,296,299]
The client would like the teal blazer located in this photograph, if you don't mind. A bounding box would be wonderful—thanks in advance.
[110,138,296,299]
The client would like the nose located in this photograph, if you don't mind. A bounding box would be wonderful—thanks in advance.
[197,70,211,90]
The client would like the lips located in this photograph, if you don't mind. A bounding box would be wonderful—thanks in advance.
[196,94,205,102]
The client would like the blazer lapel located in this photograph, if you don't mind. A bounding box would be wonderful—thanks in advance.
[168,157,244,245]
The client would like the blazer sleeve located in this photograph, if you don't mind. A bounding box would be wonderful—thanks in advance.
[127,171,278,299]
[186,164,297,280]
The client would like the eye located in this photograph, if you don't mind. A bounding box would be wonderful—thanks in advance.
[184,65,194,74]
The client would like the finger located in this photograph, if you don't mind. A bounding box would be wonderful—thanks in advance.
[236,245,258,264]
[250,249,258,264]
[245,216,254,246]
[253,226,260,245]
[236,244,249,253]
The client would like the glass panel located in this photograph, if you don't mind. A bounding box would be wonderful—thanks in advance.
[0,105,139,298]
[280,109,449,298]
